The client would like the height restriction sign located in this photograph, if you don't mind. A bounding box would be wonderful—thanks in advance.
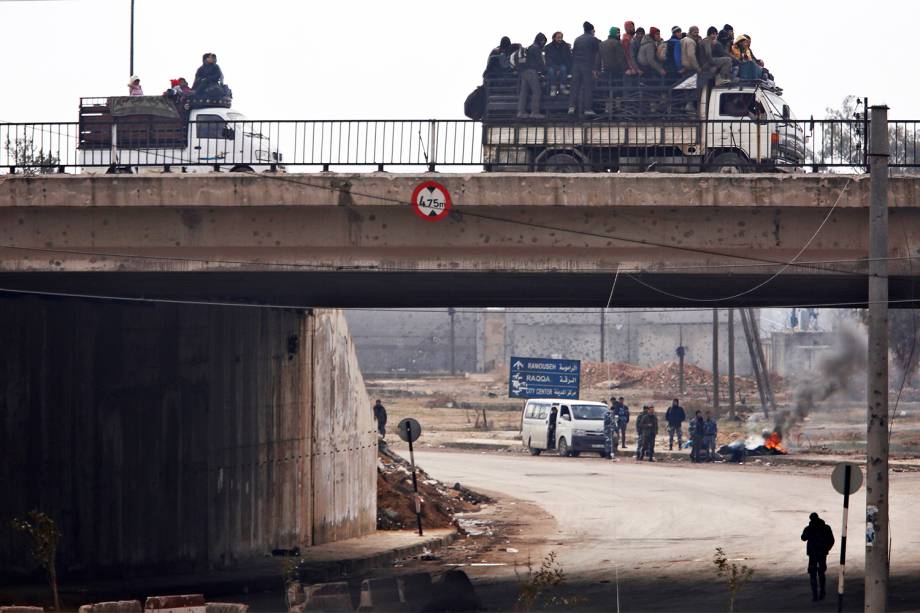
[411,181,452,221]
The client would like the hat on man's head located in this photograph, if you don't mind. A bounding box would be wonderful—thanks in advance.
[649,26,661,36]
[583,21,594,33]
[609,26,620,37]
[671,26,682,34]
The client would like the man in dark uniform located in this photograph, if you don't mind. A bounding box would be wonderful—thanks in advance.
[665,398,686,450]
[637,405,659,461]
[690,410,705,462]
[801,512,835,601]
[372,399,387,439]
[603,402,618,459]
[614,396,630,449]
[567,21,600,117]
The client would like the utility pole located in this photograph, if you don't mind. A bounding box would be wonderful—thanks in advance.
[677,325,685,396]
[728,309,736,418]
[865,104,889,612]
[712,309,720,413]
[600,308,606,362]
[129,0,136,76]
[448,308,456,375]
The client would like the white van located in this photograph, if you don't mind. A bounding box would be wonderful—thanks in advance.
[520,399,609,457]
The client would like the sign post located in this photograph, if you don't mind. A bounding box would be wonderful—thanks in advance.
[397,417,423,536]
[831,462,863,612]
[508,356,581,400]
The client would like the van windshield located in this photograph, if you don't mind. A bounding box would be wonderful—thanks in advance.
[570,405,608,420]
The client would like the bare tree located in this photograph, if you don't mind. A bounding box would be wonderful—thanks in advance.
[4,136,61,175]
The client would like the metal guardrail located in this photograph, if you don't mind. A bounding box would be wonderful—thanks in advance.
[1,118,917,174]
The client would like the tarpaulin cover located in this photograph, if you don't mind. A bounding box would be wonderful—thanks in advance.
[109,96,181,119]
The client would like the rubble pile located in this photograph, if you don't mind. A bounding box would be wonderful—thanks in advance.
[377,443,491,530]
[581,360,783,397]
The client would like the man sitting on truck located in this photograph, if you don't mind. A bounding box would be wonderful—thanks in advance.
[598,26,627,80]
[545,32,571,96]
[192,53,225,100]
[699,26,733,86]
[483,36,514,79]
[567,21,600,117]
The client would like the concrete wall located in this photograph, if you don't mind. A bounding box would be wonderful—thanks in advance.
[345,309,477,375]
[0,298,375,580]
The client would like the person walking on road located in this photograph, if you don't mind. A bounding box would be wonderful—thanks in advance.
[801,512,835,601]
[372,399,387,439]
[690,410,705,462]
[603,402,618,459]
[615,396,630,449]
[665,398,686,450]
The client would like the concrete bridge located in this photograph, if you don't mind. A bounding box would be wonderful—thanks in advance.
[1,172,918,307]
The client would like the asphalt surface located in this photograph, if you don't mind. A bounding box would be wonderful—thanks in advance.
[416,450,920,612]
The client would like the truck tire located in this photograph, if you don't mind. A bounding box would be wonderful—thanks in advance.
[539,152,583,173]
[558,437,570,457]
[230,165,255,173]
[527,438,542,456]
[708,152,748,173]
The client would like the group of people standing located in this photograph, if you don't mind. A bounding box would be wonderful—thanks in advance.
[485,20,772,119]
[602,397,718,462]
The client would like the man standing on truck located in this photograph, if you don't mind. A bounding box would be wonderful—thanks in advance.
[665,27,683,78]
[598,27,627,79]
[516,33,547,119]
[681,26,703,76]
[638,27,667,79]
[567,21,600,117]
[622,21,641,76]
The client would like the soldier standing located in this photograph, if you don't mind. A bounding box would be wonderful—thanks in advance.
[603,402,618,459]
[704,411,719,460]
[372,399,387,439]
[639,405,659,461]
[634,406,648,460]
[665,398,686,450]
[690,410,705,462]
[615,396,630,449]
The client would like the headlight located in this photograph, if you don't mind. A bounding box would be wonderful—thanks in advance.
[573,429,587,436]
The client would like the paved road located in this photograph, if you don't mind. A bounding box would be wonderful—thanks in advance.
[416,451,920,581]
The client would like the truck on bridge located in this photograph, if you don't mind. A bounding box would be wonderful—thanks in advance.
[77,96,282,174]
[475,74,807,172]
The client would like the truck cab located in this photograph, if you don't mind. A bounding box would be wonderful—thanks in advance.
[78,96,282,174]
[479,74,805,172]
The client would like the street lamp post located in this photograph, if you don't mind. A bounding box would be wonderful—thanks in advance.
[129,0,135,76]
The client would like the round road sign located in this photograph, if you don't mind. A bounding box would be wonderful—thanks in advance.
[397,418,422,443]
[831,462,863,495]
[411,181,451,221]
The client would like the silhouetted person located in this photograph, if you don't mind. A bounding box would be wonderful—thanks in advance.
[373,399,387,438]
[192,52,225,99]
[801,512,835,601]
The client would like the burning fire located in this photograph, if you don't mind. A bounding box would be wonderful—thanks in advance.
[764,432,788,454]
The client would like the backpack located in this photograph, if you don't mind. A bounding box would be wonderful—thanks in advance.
[509,46,528,69]
[464,86,486,121]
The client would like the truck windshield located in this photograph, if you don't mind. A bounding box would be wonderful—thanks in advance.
[763,92,795,120]
[570,405,608,420]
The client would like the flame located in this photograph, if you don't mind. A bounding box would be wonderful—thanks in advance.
[764,432,788,454]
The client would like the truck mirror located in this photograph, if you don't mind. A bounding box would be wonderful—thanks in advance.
[809,115,815,133]
[782,105,791,121]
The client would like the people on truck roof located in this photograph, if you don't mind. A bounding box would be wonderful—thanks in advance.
[545,32,571,96]
[638,27,666,77]
[483,36,514,78]
[629,27,645,74]
[127,75,143,96]
[622,21,641,75]
[665,26,683,77]
[567,21,600,117]
[681,26,703,76]
[598,26,627,78]
[192,53,225,99]
[699,26,734,86]
[516,33,547,119]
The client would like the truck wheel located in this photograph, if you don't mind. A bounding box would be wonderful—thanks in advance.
[558,437,570,457]
[230,165,255,173]
[571,450,581,458]
[708,152,748,173]
[527,439,542,456]
[539,152,583,173]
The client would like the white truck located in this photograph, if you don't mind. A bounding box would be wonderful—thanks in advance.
[77,96,282,173]
[478,75,806,172]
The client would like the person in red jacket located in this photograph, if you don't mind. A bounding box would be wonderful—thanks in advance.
[622,20,642,75]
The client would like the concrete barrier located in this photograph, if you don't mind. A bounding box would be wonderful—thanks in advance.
[357,577,401,611]
[0,607,45,613]
[145,594,206,613]
[78,601,143,613]
[398,572,433,610]
[293,581,355,612]
[204,604,249,613]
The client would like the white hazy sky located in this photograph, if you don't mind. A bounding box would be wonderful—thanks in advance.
[2,0,919,123]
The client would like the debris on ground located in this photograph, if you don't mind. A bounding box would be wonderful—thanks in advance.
[377,442,489,530]
[581,360,784,398]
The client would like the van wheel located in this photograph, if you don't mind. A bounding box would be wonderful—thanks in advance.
[527,439,542,456]
[558,437,570,457]
[708,152,748,173]
[571,451,581,458]
[230,165,255,173]
[539,152,583,173]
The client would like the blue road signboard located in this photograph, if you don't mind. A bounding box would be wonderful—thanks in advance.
[508,356,581,399]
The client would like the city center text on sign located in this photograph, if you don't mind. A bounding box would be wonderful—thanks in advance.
[508,356,581,399]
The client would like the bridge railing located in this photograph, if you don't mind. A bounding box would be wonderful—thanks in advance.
[1,118,917,173]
